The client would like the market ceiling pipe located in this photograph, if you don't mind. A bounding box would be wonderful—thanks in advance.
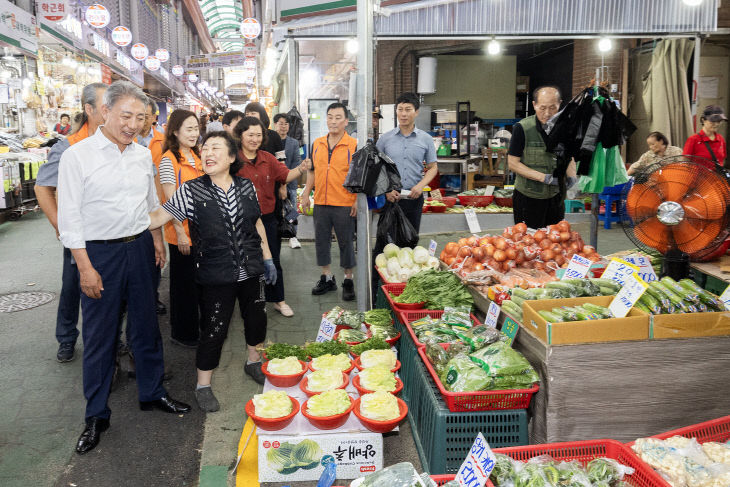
[181,0,216,53]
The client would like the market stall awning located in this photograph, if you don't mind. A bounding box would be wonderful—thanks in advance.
[200,0,245,51]
[275,0,718,38]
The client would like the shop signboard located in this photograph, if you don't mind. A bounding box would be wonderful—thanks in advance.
[171,65,184,77]
[42,12,83,48]
[37,0,69,22]
[116,49,144,87]
[155,48,169,63]
[111,26,132,47]
[186,51,246,70]
[85,4,110,29]
[243,59,256,70]
[0,0,39,55]
[240,18,261,39]
[243,41,257,57]
[90,31,110,58]
[131,43,148,61]
[144,56,160,71]
[159,67,169,81]
[100,64,112,84]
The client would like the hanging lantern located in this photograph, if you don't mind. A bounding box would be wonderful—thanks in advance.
[111,26,132,47]
[240,18,261,39]
[131,43,148,61]
[85,4,110,29]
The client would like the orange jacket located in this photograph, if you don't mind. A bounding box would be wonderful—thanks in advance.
[311,132,357,206]
[149,128,166,166]
[67,123,90,146]
[160,149,203,245]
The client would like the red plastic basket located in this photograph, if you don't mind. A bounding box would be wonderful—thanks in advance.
[399,309,482,348]
[416,347,538,412]
[490,439,666,487]
[430,475,456,485]
[458,195,494,207]
[494,196,513,208]
[647,415,730,443]
[383,283,428,311]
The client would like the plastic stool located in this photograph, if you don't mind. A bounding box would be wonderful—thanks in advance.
[564,199,585,213]
[597,193,622,229]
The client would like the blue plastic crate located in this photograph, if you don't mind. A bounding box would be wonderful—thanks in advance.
[407,354,529,474]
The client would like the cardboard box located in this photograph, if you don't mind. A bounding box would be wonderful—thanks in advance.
[258,432,383,482]
[651,311,730,339]
[522,296,650,345]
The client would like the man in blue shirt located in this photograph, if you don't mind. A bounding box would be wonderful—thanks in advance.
[376,92,438,233]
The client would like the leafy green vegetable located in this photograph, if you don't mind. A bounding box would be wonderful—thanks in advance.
[490,454,516,485]
[359,349,396,369]
[469,341,537,377]
[336,329,367,343]
[392,270,473,310]
[368,325,399,340]
[264,343,308,361]
[306,389,351,417]
[266,356,303,375]
[358,365,397,392]
[363,309,393,327]
[253,390,292,418]
[359,391,400,421]
[350,336,391,355]
[440,355,490,392]
[307,369,344,392]
[304,340,350,358]
[311,353,351,371]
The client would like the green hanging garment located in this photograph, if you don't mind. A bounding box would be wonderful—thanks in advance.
[604,145,629,187]
[579,142,606,193]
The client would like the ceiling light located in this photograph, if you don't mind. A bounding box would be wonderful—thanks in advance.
[345,39,359,54]
[682,0,703,5]
[487,39,500,56]
[597,37,612,52]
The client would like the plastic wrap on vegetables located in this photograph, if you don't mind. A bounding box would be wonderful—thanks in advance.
[324,306,345,322]
[586,458,634,485]
[425,343,449,375]
[253,390,292,418]
[336,329,367,343]
[359,365,397,392]
[456,325,502,352]
[306,389,351,417]
[359,390,400,421]
[469,341,537,377]
[441,306,473,329]
[266,356,303,375]
[369,325,400,340]
[490,453,517,486]
[311,353,351,371]
[359,462,436,487]
[440,354,490,392]
[336,310,365,329]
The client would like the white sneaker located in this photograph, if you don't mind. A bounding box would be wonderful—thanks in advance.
[289,237,301,249]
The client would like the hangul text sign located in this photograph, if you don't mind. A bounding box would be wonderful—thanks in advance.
[609,273,649,318]
[562,254,592,280]
[600,258,640,285]
[456,433,496,487]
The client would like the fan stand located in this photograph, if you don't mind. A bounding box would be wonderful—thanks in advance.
[661,248,690,280]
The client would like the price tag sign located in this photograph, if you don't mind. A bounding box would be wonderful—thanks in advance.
[600,258,640,285]
[315,317,335,342]
[484,185,495,196]
[562,254,592,280]
[485,301,500,328]
[464,208,481,234]
[430,190,442,200]
[456,433,496,487]
[503,184,515,190]
[623,254,658,282]
[501,316,520,346]
[429,239,438,257]
[720,284,730,311]
[609,273,649,318]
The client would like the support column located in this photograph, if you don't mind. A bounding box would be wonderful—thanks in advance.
[691,36,702,131]
[129,0,140,42]
[355,0,374,311]
[287,37,299,109]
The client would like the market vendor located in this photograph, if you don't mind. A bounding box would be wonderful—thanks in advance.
[508,86,577,229]
[55,113,71,135]
[683,105,727,169]
[627,131,682,175]
[377,92,438,234]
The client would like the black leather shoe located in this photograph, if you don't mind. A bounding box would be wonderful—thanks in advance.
[76,417,109,454]
[57,342,75,363]
[156,300,167,315]
[139,395,191,414]
[312,274,337,295]
[342,278,355,301]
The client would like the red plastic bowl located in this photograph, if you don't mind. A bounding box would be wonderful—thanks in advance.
[354,356,401,373]
[352,396,408,433]
[393,301,426,310]
[262,360,307,388]
[458,195,494,207]
[299,373,349,397]
[308,357,355,375]
[352,375,404,396]
[244,396,300,431]
[300,395,354,430]
[429,205,447,213]
[332,331,366,346]
[494,196,513,208]
[428,196,457,208]
[422,205,430,213]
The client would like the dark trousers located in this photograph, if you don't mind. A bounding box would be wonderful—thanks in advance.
[197,276,266,371]
[261,212,285,303]
[513,189,565,229]
[397,195,424,235]
[81,231,165,420]
[56,247,80,345]
[168,243,200,342]
[313,205,356,269]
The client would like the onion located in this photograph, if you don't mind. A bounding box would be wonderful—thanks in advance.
[503,260,516,271]
[514,222,528,234]
[472,247,486,261]
[494,237,508,250]
[541,249,555,261]
[588,253,602,262]
[548,232,561,243]
[493,249,507,262]
[479,237,492,246]
[506,248,517,260]
[555,254,566,266]
[486,259,499,270]
[583,245,596,255]
[515,250,525,265]
[534,261,546,271]
[458,238,469,247]
[522,236,535,246]
[502,227,514,237]
[523,246,537,260]
[557,220,571,233]
[457,247,472,258]
[560,231,571,242]
[534,230,546,242]
[466,236,478,247]
[551,243,563,253]
[539,239,551,250]
[484,244,496,257]
[512,232,524,242]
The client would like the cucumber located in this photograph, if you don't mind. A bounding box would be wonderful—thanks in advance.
[679,279,725,309]
[582,303,610,314]
[634,301,654,314]
[545,281,578,296]
[511,288,530,300]
[599,286,617,296]
[501,300,523,320]
[589,278,621,292]
[510,295,526,308]
[661,277,700,304]
[639,292,662,314]
[552,307,578,321]
[645,285,670,308]
[538,310,563,322]
[652,281,685,307]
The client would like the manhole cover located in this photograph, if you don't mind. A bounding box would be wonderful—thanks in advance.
[0,292,55,312]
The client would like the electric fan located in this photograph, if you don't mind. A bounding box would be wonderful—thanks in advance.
[620,155,730,279]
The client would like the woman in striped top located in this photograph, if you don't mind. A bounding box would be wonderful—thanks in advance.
[159,110,204,348]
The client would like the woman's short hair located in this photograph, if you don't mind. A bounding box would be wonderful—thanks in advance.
[647,131,669,146]
[200,131,242,174]
[233,116,268,151]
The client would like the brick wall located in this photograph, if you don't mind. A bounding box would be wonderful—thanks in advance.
[571,39,626,99]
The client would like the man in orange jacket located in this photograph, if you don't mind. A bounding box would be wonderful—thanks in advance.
[301,102,358,301]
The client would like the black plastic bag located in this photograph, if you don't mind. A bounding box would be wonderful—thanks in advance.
[345,140,402,196]
[286,105,305,147]
[375,201,418,249]
[278,199,298,239]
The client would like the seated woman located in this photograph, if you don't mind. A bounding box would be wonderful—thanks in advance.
[148,131,277,412]
[627,131,682,175]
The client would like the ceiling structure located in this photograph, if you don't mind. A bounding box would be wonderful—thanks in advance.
[199,0,244,51]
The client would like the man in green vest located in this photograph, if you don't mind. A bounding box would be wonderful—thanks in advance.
[508,86,577,228]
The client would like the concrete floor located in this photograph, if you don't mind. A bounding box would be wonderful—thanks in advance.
[0,210,634,487]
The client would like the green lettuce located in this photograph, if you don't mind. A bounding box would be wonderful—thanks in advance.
[252,390,292,418]
[359,349,397,369]
[359,390,400,421]
[306,389,351,417]
[311,353,351,371]
[266,356,303,375]
[358,366,397,392]
[307,369,344,392]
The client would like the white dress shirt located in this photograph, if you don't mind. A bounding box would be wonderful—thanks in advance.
[58,127,161,249]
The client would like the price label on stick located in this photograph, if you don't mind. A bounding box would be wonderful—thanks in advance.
[623,254,658,282]
[456,433,496,487]
[501,316,520,346]
[429,239,438,257]
[464,208,481,234]
[485,301,500,328]
[600,258,640,285]
[562,254,592,280]
[719,284,730,311]
[315,317,335,342]
[430,190,442,200]
[484,185,495,196]
[609,273,649,318]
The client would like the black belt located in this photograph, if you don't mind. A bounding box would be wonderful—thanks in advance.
[88,232,145,244]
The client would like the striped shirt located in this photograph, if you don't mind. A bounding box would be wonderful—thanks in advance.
[163,180,259,281]
[159,155,197,185]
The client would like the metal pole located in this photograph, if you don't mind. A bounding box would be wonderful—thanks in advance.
[590,67,600,249]
[287,38,299,110]
[355,0,374,311]
[691,36,701,132]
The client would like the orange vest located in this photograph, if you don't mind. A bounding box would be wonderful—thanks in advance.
[311,132,357,206]
[149,128,166,167]
[160,149,203,245]
[67,123,90,146]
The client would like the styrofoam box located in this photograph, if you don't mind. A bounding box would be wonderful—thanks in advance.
[258,432,383,482]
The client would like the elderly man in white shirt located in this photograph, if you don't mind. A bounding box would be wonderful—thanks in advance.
[58,81,191,455]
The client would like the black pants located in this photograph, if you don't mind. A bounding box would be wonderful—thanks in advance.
[261,212,285,303]
[197,276,266,371]
[513,189,565,229]
[168,244,200,343]
[397,195,424,235]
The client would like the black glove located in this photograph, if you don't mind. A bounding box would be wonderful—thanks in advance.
[543,173,555,185]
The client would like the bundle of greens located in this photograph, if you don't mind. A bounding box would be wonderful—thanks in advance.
[336,329,367,343]
[486,454,633,487]
[264,343,308,361]
[304,340,350,358]
[350,336,391,355]
[363,309,393,326]
[392,270,473,310]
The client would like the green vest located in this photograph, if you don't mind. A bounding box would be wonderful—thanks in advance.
[514,116,559,199]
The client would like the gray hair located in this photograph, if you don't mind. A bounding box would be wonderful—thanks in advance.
[103,80,148,109]
[72,82,107,134]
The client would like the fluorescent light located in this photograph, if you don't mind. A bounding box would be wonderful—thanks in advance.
[598,37,612,52]
[345,39,359,54]
[487,39,500,55]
